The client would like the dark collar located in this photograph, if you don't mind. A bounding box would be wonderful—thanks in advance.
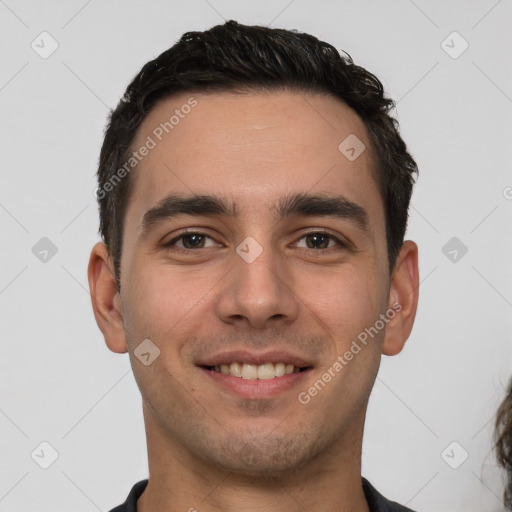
[109,477,416,512]
[362,477,416,511]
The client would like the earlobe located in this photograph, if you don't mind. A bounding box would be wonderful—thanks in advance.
[87,242,128,354]
[382,240,419,356]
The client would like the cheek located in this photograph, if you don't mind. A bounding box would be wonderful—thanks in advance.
[296,267,385,426]
[304,264,385,337]
[122,259,221,345]
[121,265,208,402]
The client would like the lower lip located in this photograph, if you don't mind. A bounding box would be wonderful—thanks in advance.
[200,367,312,399]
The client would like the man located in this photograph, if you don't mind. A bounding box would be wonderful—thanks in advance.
[88,20,419,512]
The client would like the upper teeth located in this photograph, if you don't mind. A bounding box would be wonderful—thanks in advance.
[212,362,300,379]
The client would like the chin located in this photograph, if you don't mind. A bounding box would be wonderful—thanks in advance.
[196,430,321,477]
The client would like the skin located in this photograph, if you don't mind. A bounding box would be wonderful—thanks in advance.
[88,90,419,512]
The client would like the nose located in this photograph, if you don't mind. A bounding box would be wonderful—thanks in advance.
[214,240,300,331]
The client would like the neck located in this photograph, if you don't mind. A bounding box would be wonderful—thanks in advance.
[137,402,370,512]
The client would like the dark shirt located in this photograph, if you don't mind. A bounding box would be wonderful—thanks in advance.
[108,477,416,511]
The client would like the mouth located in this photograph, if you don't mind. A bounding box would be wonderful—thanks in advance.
[197,351,315,399]
[202,362,312,380]
[195,349,315,400]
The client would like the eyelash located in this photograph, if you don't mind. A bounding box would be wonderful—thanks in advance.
[162,230,348,254]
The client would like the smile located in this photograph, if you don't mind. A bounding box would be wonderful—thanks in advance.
[205,362,309,380]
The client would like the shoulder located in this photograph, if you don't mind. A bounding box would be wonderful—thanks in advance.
[362,478,417,512]
[107,479,149,512]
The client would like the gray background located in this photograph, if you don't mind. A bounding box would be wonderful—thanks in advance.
[1,0,511,510]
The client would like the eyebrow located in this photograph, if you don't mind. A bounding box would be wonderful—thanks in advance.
[140,192,371,238]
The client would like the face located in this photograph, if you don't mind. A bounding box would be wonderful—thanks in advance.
[90,89,417,477]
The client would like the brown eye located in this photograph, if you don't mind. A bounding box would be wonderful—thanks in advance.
[179,233,207,249]
[163,232,217,251]
[296,232,345,250]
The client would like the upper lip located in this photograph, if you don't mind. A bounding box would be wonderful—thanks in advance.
[196,349,315,368]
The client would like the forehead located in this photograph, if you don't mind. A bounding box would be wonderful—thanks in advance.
[125,89,384,237]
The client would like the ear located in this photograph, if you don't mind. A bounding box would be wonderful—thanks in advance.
[87,242,128,354]
[382,240,419,356]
